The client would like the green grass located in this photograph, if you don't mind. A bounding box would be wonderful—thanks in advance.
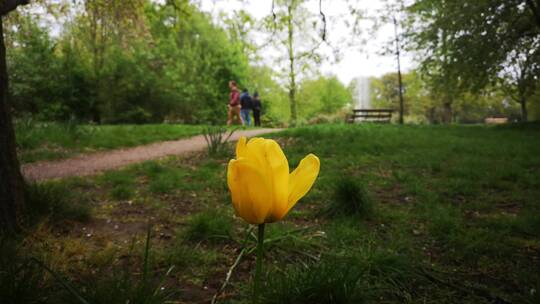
[8,123,540,303]
[269,123,540,303]
[323,177,374,218]
[15,121,206,163]
[183,209,233,243]
[24,182,92,224]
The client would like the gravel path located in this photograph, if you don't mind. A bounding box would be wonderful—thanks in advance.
[22,128,282,182]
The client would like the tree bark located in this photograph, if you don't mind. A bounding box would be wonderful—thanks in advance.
[520,96,528,122]
[1,1,29,234]
[443,100,453,124]
[0,0,29,15]
[393,15,405,125]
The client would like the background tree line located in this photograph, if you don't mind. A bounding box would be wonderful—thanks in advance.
[365,71,540,124]
[4,0,351,126]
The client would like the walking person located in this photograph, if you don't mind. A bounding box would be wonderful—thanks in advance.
[240,88,253,126]
[252,91,262,127]
[227,81,242,126]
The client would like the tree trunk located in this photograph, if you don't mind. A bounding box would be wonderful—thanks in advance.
[287,4,297,127]
[520,96,528,122]
[393,16,405,125]
[0,16,26,234]
[443,100,453,124]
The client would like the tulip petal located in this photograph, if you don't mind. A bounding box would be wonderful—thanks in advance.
[232,158,273,224]
[245,138,268,170]
[235,136,248,159]
[287,154,320,213]
[263,140,290,222]
[227,159,252,222]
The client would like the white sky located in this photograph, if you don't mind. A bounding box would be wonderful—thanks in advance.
[199,0,415,85]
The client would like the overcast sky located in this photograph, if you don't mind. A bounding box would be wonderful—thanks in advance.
[199,0,415,85]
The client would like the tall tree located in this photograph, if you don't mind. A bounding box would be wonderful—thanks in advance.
[1,0,30,234]
[262,0,326,126]
[392,14,405,124]
[75,0,147,123]
[407,0,540,122]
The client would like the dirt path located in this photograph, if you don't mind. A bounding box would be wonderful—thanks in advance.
[22,128,281,182]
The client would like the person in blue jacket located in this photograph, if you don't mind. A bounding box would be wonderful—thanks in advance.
[239,88,253,126]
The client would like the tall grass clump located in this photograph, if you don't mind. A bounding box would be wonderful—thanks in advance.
[183,209,233,243]
[100,171,136,200]
[24,182,91,224]
[260,256,366,304]
[323,177,374,219]
[55,226,174,304]
[0,239,47,304]
[202,126,235,157]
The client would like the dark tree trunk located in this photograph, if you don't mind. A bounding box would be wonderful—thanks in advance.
[520,96,528,122]
[443,100,453,124]
[1,2,30,234]
[393,16,405,125]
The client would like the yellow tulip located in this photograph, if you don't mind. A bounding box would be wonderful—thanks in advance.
[227,136,320,224]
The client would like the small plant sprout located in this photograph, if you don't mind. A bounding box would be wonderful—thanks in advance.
[203,125,236,156]
[227,136,320,301]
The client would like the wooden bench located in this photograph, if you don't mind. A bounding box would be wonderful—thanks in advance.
[347,109,393,123]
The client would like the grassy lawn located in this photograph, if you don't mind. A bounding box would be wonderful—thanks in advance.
[15,121,207,163]
[3,123,539,304]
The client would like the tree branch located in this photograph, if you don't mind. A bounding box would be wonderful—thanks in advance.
[0,0,29,16]
[319,0,326,41]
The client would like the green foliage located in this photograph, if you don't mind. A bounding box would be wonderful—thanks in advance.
[6,16,66,120]
[369,71,521,123]
[243,65,290,126]
[406,0,540,121]
[6,1,249,124]
[297,76,351,122]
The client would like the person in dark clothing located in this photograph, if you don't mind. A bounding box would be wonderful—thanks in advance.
[239,89,253,126]
[252,91,262,126]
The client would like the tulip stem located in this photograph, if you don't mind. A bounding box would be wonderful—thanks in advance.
[254,223,265,302]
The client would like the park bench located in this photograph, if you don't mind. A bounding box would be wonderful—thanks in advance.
[347,109,393,123]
